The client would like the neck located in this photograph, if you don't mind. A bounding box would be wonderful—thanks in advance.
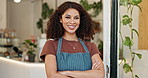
[62,32,78,41]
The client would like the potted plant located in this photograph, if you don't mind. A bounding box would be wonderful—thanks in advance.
[23,40,37,62]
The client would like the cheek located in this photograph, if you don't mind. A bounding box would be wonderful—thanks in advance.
[62,19,69,24]
[77,20,80,25]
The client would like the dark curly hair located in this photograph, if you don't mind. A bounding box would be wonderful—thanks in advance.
[46,1,94,40]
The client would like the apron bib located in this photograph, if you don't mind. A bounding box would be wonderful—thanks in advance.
[56,38,92,71]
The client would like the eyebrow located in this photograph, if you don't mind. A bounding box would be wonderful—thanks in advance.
[65,14,80,17]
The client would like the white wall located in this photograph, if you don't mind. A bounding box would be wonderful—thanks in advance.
[0,0,7,29]
[7,0,37,40]
[6,0,56,40]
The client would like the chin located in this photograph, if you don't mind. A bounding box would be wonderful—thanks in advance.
[66,31,76,34]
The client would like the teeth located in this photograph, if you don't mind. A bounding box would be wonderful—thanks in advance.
[68,26,75,28]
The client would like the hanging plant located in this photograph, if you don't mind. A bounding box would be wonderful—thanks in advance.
[80,0,102,17]
[36,2,54,34]
[119,0,142,78]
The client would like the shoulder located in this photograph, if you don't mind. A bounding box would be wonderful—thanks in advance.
[43,39,58,48]
[83,40,97,51]
[45,39,58,44]
[83,40,100,56]
[83,40,96,48]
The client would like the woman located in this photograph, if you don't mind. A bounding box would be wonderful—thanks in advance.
[40,1,104,78]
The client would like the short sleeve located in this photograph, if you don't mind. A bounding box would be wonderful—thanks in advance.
[90,42,100,56]
[40,40,56,61]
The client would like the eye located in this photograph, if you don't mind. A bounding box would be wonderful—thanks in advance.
[75,17,80,19]
[65,17,70,19]
[74,16,80,19]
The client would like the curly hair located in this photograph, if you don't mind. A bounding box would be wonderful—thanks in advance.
[46,1,94,40]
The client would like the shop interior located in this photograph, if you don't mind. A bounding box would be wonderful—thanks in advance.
[0,0,148,78]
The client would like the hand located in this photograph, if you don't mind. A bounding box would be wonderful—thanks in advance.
[92,59,102,70]
[59,71,69,75]
[59,71,74,78]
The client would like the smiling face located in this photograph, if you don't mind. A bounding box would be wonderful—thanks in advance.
[60,8,80,35]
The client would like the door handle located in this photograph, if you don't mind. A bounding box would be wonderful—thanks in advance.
[106,65,110,78]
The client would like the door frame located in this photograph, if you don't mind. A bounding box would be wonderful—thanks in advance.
[110,0,119,78]
[103,0,118,78]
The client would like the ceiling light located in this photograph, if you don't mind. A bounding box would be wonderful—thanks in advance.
[14,0,21,3]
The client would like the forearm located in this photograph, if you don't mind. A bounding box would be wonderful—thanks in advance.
[48,72,71,78]
[45,55,71,78]
[59,69,104,78]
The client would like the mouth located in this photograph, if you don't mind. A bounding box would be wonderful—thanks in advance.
[67,25,76,30]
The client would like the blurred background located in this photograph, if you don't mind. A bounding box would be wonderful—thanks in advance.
[0,0,103,78]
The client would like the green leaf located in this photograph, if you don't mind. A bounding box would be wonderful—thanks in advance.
[135,75,139,78]
[122,15,132,25]
[42,3,53,19]
[136,5,142,12]
[80,0,92,11]
[47,9,54,18]
[133,52,142,59]
[91,2,102,17]
[123,57,126,63]
[120,0,129,6]
[132,29,139,37]
[123,63,132,73]
[80,0,102,17]
[98,40,103,51]
[131,0,142,5]
[25,40,32,44]
[136,53,142,59]
[42,3,47,19]
[123,37,133,46]
[37,18,43,29]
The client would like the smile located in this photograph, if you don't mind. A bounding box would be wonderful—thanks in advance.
[68,25,76,29]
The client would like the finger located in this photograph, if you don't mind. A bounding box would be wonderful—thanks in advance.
[92,59,96,69]
[92,63,95,69]
[92,60,97,68]
[94,61,101,68]
[93,61,101,69]
[92,61,98,69]
[95,63,102,69]
[59,71,66,75]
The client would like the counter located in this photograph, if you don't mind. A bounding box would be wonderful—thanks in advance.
[0,57,46,78]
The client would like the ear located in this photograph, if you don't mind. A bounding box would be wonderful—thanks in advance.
[60,19,62,23]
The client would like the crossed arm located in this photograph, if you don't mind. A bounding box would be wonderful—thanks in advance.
[44,54,105,78]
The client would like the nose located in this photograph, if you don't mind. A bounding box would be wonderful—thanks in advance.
[69,19,76,24]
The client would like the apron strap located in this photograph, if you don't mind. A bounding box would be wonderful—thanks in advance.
[78,38,89,53]
[57,38,89,53]
[57,38,62,53]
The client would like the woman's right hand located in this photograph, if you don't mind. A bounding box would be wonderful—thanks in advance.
[92,59,102,70]
[91,54,103,70]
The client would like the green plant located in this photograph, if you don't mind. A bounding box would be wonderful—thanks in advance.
[119,0,142,78]
[37,2,54,33]
[80,0,102,17]
[23,40,37,55]
[98,40,103,60]
[98,40,103,51]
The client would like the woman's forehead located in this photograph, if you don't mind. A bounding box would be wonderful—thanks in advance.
[62,8,80,16]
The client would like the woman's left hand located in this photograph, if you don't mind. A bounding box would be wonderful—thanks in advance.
[92,59,102,70]
[59,71,69,75]
[59,71,74,78]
